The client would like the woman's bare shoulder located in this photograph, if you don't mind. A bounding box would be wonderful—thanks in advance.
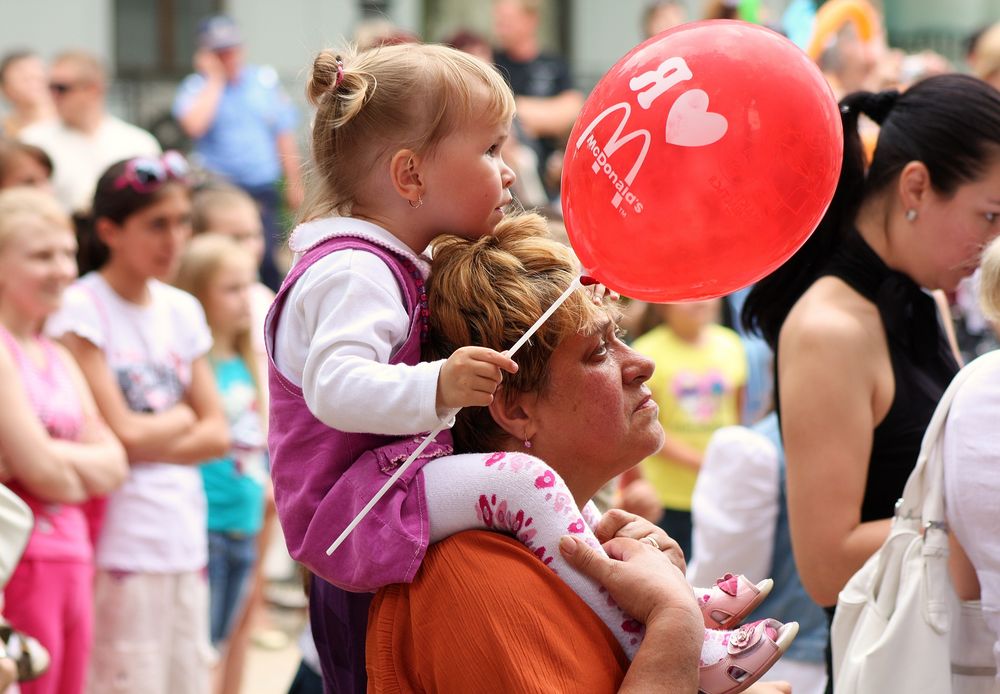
[781,276,884,358]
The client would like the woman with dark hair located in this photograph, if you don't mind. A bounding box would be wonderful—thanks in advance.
[742,73,1000,686]
[48,154,228,694]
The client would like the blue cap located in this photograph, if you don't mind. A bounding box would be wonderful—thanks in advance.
[198,16,242,51]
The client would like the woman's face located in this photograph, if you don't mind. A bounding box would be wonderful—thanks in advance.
[915,159,1000,291]
[0,219,77,323]
[528,317,663,503]
[104,186,192,282]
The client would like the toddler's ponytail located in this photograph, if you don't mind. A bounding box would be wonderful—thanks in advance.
[307,50,376,129]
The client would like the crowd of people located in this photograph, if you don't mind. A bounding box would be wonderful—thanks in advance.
[0,0,998,693]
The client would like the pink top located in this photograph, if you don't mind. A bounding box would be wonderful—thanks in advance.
[0,326,91,563]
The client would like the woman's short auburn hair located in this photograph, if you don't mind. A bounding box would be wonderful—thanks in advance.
[425,212,610,453]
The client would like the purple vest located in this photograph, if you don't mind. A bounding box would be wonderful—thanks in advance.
[265,234,452,692]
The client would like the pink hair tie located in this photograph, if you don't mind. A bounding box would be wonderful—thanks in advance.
[334,56,345,88]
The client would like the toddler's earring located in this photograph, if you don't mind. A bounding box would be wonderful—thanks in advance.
[523,437,532,449]
[905,209,918,222]
[408,196,423,209]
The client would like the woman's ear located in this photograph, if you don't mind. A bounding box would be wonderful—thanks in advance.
[389,148,424,207]
[94,217,118,249]
[488,389,538,444]
[898,160,932,214]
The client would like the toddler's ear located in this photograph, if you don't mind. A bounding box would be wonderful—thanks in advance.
[389,149,424,205]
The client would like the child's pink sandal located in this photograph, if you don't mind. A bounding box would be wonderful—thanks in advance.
[700,573,774,630]
[698,618,798,694]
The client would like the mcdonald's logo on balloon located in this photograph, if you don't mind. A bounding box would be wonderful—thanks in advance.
[562,20,843,302]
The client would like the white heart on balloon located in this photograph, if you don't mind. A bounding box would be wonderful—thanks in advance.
[664,89,728,147]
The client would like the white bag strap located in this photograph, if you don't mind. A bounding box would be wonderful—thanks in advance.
[886,352,1000,632]
[895,351,1000,533]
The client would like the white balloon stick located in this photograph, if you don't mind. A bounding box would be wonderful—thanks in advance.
[326,275,584,556]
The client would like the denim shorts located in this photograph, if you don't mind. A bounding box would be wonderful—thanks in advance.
[207,531,258,645]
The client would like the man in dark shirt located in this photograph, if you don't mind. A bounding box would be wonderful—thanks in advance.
[492,0,583,198]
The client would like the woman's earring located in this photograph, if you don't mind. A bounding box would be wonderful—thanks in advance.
[408,196,423,209]
[905,209,918,222]
[523,438,532,449]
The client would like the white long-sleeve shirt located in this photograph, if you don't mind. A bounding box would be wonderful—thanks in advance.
[272,217,449,435]
[943,354,1000,674]
[687,425,780,587]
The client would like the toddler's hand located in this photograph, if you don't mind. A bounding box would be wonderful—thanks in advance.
[436,347,518,411]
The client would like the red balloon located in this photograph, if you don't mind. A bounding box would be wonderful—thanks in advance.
[562,20,843,302]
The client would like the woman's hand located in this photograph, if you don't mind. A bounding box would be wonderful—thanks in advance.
[595,508,685,573]
[559,534,697,627]
[562,535,704,693]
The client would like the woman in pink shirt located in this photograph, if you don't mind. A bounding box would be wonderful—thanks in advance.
[0,188,127,694]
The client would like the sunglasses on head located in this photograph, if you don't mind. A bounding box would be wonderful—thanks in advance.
[113,151,191,194]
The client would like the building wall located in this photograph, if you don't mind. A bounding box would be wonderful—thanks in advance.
[227,0,360,80]
[884,0,998,61]
[885,0,997,33]
[0,0,112,65]
[570,0,653,89]
[2,0,995,139]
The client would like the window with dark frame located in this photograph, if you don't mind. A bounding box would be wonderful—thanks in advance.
[114,0,223,80]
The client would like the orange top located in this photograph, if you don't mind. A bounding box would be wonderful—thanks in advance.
[367,531,629,693]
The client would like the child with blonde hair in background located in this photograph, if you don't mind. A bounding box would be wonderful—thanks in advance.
[192,184,275,379]
[175,234,268,693]
[624,300,748,561]
[191,185,283,694]
[48,154,229,694]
